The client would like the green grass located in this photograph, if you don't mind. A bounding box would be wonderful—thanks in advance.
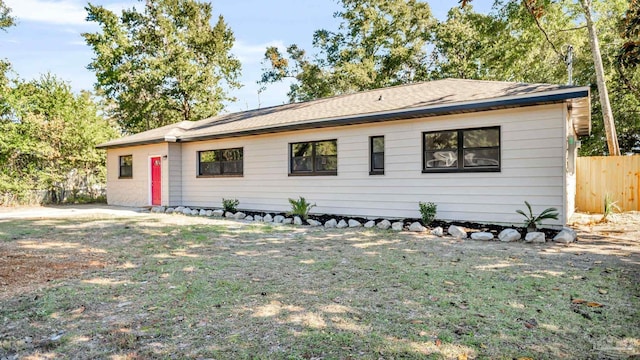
[0,214,638,359]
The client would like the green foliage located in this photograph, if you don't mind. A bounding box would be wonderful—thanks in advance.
[83,0,241,134]
[0,0,14,30]
[432,2,579,83]
[618,0,640,71]
[612,0,640,153]
[516,201,559,230]
[287,197,316,220]
[260,0,435,102]
[0,1,114,205]
[430,6,495,80]
[418,201,437,226]
[222,198,239,213]
[601,193,621,222]
[0,74,117,205]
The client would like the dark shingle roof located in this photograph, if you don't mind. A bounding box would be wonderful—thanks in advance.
[97,79,590,148]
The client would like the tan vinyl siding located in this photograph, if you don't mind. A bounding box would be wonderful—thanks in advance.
[168,143,182,206]
[179,104,567,226]
[106,143,167,207]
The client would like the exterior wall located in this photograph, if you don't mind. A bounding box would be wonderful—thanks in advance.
[168,143,182,206]
[179,104,567,226]
[106,143,168,207]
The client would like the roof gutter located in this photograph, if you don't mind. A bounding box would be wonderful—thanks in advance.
[95,137,170,149]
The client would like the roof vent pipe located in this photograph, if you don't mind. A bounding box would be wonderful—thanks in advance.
[565,45,573,85]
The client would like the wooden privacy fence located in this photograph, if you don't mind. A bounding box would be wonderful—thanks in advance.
[576,156,640,213]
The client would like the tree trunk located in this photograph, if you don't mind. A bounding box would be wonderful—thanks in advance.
[579,0,620,156]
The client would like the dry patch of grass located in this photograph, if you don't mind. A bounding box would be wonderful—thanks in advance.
[0,213,638,359]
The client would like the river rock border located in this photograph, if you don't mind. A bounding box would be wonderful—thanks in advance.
[150,206,575,243]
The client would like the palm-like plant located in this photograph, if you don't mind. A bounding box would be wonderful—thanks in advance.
[287,197,316,220]
[516,201,559,231]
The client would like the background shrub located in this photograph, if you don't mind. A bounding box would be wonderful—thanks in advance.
[419,201,437,226]
[222,198,239,213]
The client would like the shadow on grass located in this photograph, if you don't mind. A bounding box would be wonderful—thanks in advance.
[0,215,638,359]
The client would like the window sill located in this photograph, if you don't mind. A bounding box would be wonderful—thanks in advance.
[369,170,385,176]
[118,176,132,179]
[197,174,244,178]
[288,172,338,176]
[422,167,501,173]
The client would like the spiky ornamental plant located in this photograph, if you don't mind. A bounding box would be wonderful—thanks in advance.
[601,193,620,222]
[516,201,559,231]
[287,197,316,220]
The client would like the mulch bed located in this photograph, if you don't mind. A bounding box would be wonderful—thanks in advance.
[237,210,559,238]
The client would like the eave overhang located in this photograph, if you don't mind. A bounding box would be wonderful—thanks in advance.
[97,87,590,149]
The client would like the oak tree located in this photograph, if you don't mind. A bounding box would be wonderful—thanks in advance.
[83,0,241,133]
[0,75,117,204]
[260,0,436,102]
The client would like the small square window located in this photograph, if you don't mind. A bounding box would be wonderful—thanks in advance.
[290,139,337,176]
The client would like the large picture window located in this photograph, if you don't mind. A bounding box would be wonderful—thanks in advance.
[370,136,384,175]
[290,139,337,175]
[119,155,132,178]
[423,127,500,172]
[198,148,243,177]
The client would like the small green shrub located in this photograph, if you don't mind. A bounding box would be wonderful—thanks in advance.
[516,201,559,230]
[287,197,316,220]
[418,201,437,226]
[222,198,239,213]
[601,193,620,222]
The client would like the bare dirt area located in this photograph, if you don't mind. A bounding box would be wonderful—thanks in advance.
[0,204,147,219]
[0,205,146,299]
[0,250,108,298]
[0,207,638,359]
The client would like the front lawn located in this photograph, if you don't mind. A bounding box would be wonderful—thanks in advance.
[1,213,638,359]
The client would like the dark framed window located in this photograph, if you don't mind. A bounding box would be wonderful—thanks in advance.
[198,147,243,177]
[119,155,132,178]
[423,126,500,173]
[290,139,337,176]
[370,136,384,175]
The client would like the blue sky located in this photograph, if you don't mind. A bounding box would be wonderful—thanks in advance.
[1,0,492,111]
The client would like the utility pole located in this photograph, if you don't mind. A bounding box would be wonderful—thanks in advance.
[565,45,573,85]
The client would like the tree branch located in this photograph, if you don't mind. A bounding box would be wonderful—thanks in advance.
[616,63,640,101]
[523,1,564,61]
[557,25,587,32]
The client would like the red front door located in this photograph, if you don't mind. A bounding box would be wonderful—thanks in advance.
[151,157,161,206]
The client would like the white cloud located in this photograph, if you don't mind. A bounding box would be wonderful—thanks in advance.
[4,0,137,26]
[5,0,88,25]
[232,39,286,65]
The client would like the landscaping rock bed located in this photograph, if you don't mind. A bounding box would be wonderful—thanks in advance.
[151,206,569,243]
